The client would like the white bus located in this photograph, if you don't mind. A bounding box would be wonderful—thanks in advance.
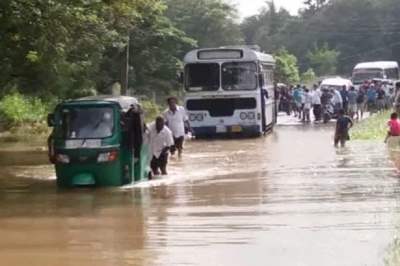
[180,45,276,138]
[352,61,399,89]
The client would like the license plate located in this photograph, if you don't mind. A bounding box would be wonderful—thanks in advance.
[231,125,242,132]
[65,139,101,149]
[216,125,227,133]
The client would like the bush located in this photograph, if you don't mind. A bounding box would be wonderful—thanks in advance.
[0,91,52,133]
[141,100,163,122]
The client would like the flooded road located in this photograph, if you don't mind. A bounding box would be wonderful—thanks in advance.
[0,121,399,265]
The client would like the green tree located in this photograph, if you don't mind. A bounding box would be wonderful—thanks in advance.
[164,0,243,49]
[274,47,300,84]
[306,43,340,76]
[300,68,316,85]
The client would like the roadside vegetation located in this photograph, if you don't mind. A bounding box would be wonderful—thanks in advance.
[1,0,400,143]
[350,111,391,140]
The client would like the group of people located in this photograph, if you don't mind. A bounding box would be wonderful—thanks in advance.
[275,79,400,148]
[147,97,193,177]
[276,79,396,122]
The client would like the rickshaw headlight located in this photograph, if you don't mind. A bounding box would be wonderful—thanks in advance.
[195,114,203,121]
[56,154,69,163]
[240,112,247,120]
[97,151,118,163]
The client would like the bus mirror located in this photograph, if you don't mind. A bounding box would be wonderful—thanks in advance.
[47,113,55,127]
[178,72,183,84]
[258,74,264,87]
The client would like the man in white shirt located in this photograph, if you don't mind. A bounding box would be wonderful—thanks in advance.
[148,117,174,176]
[312,84,322,121]
[163,97,193,156]
[302,88,313,122]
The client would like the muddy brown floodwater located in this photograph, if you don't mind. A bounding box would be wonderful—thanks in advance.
[0,122,399,266]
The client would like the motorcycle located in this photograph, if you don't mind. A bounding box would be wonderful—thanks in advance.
[322,102,341,123]
[322,103,336,123]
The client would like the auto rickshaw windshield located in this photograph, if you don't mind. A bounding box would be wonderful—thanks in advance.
[62,106,114,139]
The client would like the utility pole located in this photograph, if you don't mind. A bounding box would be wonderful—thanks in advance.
[120,36,129,96]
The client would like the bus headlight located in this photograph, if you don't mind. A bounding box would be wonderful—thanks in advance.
[196,114,203,121]
[247,112,255,120]
[240,112,247,120]
[189,114,196,121]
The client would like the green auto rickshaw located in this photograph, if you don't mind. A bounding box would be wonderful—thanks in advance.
[47,95,151,187]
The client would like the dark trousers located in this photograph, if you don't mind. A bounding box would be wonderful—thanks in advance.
[150,153,168,175]
[343,101,348,112]
[313,104,322,120]
[171,136,184,155]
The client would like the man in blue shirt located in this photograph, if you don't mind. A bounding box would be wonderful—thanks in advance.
[366,85,376,112]
[347,86,358,119]
[292,84,302,118]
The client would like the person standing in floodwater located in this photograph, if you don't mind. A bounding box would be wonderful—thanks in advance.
[356,86,366,120]
[163,97,193,157]
[148,117,174,176]
[334,108,354,148]
[292,84,302,119]
[347,86,358,119]
[302,88,312,122]
[312,84,322,121]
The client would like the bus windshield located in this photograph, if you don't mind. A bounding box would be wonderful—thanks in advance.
[352,69,383,84]
[60,106,114,139]
[185,63,219,92]
[221,62,257,90]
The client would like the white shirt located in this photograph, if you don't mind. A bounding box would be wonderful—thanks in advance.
[147,123,174,158]
[300,92,306,104]
[163,106,188,138]
[382,84,390,96]
[303,92,312,109]
[333,90,343,104]
[312,89,322,105]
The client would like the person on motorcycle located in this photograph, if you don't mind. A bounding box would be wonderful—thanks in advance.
[321,88,332,105]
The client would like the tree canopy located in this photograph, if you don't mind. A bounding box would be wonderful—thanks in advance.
[1,0,400,100]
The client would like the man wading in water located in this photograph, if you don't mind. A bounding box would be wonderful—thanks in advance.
[163,97,193,157]
[334,108,354,148]
[148,117,174,176]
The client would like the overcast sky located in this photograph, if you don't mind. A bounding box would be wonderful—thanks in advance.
[231,0,305,19]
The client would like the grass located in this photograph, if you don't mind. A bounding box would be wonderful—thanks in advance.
[350,111,391,140]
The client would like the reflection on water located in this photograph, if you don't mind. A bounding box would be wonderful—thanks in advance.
[0,124,399,265]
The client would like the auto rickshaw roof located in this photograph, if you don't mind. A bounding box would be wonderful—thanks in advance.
[68,95,140,112]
